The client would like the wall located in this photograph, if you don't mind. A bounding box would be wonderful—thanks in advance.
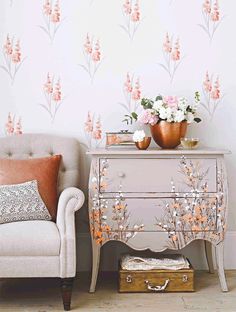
[1,0,236,270]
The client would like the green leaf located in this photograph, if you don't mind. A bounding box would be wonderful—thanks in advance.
[194,117,201,123]
[141,98,153,109]
[131,112,138,120]
[155,95,163,101]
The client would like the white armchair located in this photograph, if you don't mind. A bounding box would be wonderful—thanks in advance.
[0,134,85,311]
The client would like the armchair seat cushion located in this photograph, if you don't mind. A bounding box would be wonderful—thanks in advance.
[0,220,60,256]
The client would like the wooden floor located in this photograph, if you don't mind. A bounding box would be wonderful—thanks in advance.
[0,271,236,312]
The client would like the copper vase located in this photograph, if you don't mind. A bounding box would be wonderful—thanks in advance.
[135,137,151,150]
[150,121,187,149]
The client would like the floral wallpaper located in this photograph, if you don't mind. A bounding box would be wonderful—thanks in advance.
[0,0,236,231]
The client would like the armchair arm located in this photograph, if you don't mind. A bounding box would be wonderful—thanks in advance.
[56,187,85,278]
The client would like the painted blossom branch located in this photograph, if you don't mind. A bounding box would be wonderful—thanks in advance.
[39,0,64,43]
[120,0,141,41]
[159,33,183,83]
[39,73,64,123]
[198,0,224,42]
[1,35,26,85]
[80,34,103,83]
[200,71,224,118]
[84,111,103,149]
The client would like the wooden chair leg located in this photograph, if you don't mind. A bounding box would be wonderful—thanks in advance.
[61,278,74,311]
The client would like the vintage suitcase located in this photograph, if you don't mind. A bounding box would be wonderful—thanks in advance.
[119,265,194,293]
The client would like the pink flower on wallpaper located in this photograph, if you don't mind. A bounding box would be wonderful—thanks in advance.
[119,73,141,124]
[200,71,224,118]
[5,113,23,136]
[84,112,103,148]
[120,0,141,40]
[199,0,224,41]
[39,73,64,122]
[159,33,183,83]
[80,34,103,83]
[1,35,26,85]
[39,0,64,43]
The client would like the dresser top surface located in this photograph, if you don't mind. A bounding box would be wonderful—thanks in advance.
[87,147,231,156]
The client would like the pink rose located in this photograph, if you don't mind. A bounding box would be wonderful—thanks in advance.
[138,109,158,126]
[163,96,178,109]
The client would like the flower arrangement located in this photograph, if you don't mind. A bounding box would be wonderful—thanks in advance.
[136,92,201,126]
[133,130,145,142]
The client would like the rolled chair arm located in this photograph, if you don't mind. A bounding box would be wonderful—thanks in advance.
[56,187,85,278]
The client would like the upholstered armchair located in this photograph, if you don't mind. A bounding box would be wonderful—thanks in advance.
[0,134,85,311]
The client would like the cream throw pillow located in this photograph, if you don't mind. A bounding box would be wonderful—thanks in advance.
[0,180,52,224]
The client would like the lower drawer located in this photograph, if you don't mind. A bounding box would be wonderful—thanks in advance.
[119,267,194,292]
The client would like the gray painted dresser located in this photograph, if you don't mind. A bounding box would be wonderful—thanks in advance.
[87,148,230,292]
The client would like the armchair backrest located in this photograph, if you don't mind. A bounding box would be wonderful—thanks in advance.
[0,133,80,193]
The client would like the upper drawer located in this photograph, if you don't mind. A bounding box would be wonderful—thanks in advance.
[99,158,217,193]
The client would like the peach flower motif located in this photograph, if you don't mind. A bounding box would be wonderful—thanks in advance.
[163,33,172,53]
[5,113,14,135]
[121,0,141,40]
[211,0,220,21]
[123,0,132,15]
[52,79,61,101]
[84,112,103,148]
[43,0,52,16]
[131,1,140,22]
[15,118,23,135]
[203,0,211,14]
[84,34,93,54]
[92,40,101,62]
[92,117,102,140]
[211,77,220,100]
[201,72,223,117]
[203,71,212,93]
[84,112,93,133]
[132,78,141,100]
[44,73,53,94]
[124,73,133,93]
[40,73,64,122]
[4,35,13,56]
[51,0,60,23]
[171,38,180,61]
[12,40,21,63]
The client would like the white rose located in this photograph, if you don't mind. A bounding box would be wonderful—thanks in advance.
[166,107,173,122]
[174,110,185,122]
[153,100,164,111]
[187,112,194,124]
[133,130,146,142]
[159,107,168,119]
[178,97,188,111]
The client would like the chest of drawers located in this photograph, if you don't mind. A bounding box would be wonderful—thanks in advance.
[87,148,230,292]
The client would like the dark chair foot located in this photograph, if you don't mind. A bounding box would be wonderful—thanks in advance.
[61,278,74,311]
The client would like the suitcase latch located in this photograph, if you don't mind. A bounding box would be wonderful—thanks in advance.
[126,275,132,283]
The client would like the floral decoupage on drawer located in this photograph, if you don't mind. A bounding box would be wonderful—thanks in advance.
[89,156,226,249]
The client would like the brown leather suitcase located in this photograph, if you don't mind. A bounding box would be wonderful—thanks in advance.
[119,265,194,293]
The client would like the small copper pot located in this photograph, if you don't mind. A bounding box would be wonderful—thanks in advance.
[150,121,187,149]
[135,137,151,150]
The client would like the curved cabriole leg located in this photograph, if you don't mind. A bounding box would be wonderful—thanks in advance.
[89,240,101,293]
[204,241,214,273]
[61,278,74,311]
[215,242,228,292]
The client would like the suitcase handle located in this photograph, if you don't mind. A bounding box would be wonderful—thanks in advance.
[145,279,170,292]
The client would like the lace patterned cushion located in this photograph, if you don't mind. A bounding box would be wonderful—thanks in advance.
[0,180,52,224]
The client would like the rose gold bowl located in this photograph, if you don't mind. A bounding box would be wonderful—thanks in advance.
[150,121,187,149]
[135,137,151,150]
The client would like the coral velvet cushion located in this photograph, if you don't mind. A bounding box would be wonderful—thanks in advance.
[0,155,62,221]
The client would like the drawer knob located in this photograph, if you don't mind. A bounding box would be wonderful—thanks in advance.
[118,172,126,178]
